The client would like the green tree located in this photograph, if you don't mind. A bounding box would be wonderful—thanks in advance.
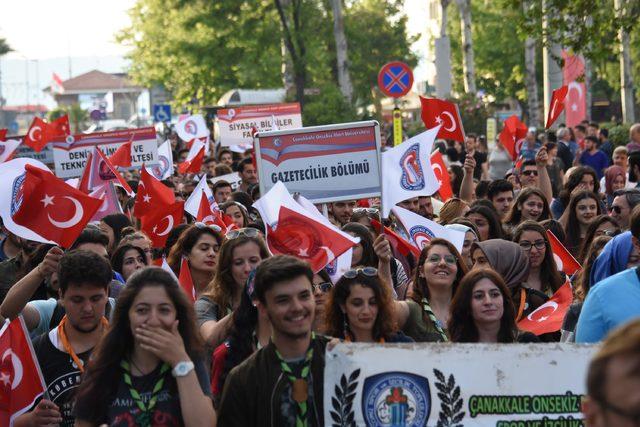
[0,38,11,56]
[48,104,88,133]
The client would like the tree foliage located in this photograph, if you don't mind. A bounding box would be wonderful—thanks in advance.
[0,38,11,57]
[118,0,415,124]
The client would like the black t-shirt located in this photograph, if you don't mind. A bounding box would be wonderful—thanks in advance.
[100,359,211,427]
[32,328,93,427]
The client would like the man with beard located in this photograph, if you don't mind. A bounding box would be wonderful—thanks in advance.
[329,200,357,226]
[14,250,112,427]
[218,255,329,427]
[0,228,40,303]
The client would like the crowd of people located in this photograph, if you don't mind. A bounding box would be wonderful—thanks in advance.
[1,120,640,426]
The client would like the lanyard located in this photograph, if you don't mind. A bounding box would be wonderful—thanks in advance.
[120,360,170,425]
[58,315,108,373]
[516,288,527,321]
[421,298,448,342]
[274,334,315,427]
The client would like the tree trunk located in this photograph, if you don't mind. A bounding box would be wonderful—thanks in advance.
[524,36,540,127]
[541,0,563,126]
[614,0,636,123]
[456,0,476,94]
[330,0,353,104]
[274,0,307,108]
[435,0,452,98]
[279,0,295,98]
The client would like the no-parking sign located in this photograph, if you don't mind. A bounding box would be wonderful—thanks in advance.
[377,61,414,98]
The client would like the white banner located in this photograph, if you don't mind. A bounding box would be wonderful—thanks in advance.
[324,343,595,427]
[51,127,159,179]
[255,121,382,204]
[210,172,242,191]
[217,103,302,146]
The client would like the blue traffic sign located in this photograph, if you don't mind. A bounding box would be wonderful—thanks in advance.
[153,104,172,122]
[377,61,414,98]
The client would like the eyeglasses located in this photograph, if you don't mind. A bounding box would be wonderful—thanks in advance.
[610,205,624,214]
[343,267,378,279]
[426,254,457,265]
[521,170,538,177]
[519,240,546,251]
[595,229,618,237]
[194,222,222,233]
[312,282,333,293]
[226,227,260,240]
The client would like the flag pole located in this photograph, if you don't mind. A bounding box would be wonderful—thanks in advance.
[18,316,51,401]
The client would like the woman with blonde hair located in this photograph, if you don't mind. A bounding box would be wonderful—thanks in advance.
[437,198,470,225]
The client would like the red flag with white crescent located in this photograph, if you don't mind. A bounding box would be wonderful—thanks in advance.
[499,115,528,161]
[0,316,47,426]
[134,167,175,218]
[266,205,355,273]
[562,51,586,128]
[518,280,573,335]
[141,200,184,248]
[546,230,581,276]
[12,165,103,248]
[430,151,453,201]
[419,97,465,143]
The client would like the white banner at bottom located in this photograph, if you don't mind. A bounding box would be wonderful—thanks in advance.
[324,343,596,427]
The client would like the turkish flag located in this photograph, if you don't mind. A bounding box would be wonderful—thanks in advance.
[50,115,70,137]
[178,257,196,303]
[370,218,420,259]
[196,190,217,225]
[267,206,355,273]
[13,165,103,248]
[89,147,133,194]
[419,97,465,143]
[178,145,205,175]
[109,138,132,168]
[546,230,581,276]
[430,151,453,201]
[0,317,46,426]
[23,116,69,152]
[134,167,175,218]
[141,200,184,248]
[499,115,528,161]
[562,51,586,128]
[545,85,568,129]
[0,129,7,141]
[518,280,573,335]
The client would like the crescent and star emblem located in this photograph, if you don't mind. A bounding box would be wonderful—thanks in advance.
[28,126,42,141]
[153,215,174,236]
[435,111,457,132]
[41,195,85,228]
[2,349,24,390]
[527,301,559,323]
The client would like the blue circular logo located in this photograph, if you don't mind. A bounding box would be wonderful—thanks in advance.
[362,372,430,426]
[399,144,425,191]
[10,172,26,216]
[410,225,435,249]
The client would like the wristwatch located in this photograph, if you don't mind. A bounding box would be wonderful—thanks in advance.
[172,361,195,377]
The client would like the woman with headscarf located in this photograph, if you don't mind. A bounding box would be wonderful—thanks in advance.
[589,231,640,288]
[603,165,626,208]
[470,240,547,320]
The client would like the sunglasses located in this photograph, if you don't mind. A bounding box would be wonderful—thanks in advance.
[312,282,333,293]
[521,170,538,177]
[519,240,546,251]
[354,208,379,214]
[610,206,623,214]
[343,267,378,279]
[194,222,222,233]
[226,227,260,240]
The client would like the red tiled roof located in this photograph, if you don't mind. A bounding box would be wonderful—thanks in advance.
[59,70,142,91]
[2,104,49,113]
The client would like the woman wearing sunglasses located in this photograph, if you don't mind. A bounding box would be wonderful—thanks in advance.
[167,223,224,297]
[324,267,412,343]
[448,268,539,343]
[512,221,564,297]
[312,269,333,334]
[196,228,270,349]
[394,239,468,342]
